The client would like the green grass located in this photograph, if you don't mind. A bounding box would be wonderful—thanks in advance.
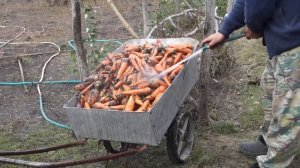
[211,122,238,134]
[239,85,264,130]
[0,124,105,168]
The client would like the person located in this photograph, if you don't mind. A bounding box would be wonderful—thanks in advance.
[201,0,300,168]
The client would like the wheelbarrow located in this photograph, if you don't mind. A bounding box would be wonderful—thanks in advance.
[0,34,244,167]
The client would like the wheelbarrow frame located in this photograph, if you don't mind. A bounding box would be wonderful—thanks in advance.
[64,38,200,146]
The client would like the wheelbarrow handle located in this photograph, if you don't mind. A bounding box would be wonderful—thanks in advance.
[224,32,245,43]
[202,32,245,51]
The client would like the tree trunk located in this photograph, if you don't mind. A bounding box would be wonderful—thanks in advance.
[71,0,89,81]
[197,0,216,125]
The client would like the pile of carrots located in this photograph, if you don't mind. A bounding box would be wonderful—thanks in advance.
[74,40,193,112]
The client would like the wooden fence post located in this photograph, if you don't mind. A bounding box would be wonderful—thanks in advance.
[71,0,89,81]
[197,0,216,125]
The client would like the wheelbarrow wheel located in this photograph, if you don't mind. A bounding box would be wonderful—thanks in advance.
[166,112,195,164]
[103,141,128,154]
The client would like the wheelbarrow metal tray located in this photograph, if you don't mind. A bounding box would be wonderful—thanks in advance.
[64,38,200,146]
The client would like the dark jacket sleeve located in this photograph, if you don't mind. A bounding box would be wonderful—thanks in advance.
[245,0,278,33]
[219,0,245,37]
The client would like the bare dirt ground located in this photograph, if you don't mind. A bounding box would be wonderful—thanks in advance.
[0,1,299,168]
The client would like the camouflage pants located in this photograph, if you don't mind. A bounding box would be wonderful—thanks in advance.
[257,47,300,168]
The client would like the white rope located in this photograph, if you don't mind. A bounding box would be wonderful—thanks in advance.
[0,26,26,49]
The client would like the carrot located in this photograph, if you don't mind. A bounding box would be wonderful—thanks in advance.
[87,89,99,106]
[166,57,174,66]
[122,87,152,95]
[163,75,171,86]
[84,102,91,109]
[129,54,141,71]
[153,92,163,105]
[154,64,164,72]
[136,100,150,112]
[100,96,111,104]
[175,47,192,55]
[162,61,167,70]
[124,95,135,111]
[173,52,183,64]
[110,105,125,110]
[146,57,159,66]
[80,82,95,95]
[93,102,109,109]
[135,95,143,106]
[135,57,144,71]
[145,85,167,100]
[155,79,168,87]
[132,51,146,58]
[104,100,119,106]
[155,55,163,60]
[130,79,147,87]
[125,45,140,52]
[122,84,131,91]
[116,59,128,79]
[170,64,184,79]
[114,80,124,89]
[101,59,112,66]
[136,82,150,89]
[169,44,193,49]
[74,84,86,91]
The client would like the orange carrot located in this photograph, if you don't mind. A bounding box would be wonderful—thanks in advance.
[122,87,152,95]
[153,92,163,105]
[114,80,124,89]
[87,89,99,106]
[122,84,131,91]
[125,45,140,52]
[136,82,150,89]
[84,102,91,109]
[100,96,111,104]
[146,57,159,66]
[156,79,168,87]
[93,102,109,109]
[145,85,167,100]
[129,54,141,71]
[124,95,135,111]
[169,44,193,49]
[135,57,145,71]
[74,84,85,91]
[104,100,119,106]
[110,105,126,110]
[135,95,143,106]
[154,64,164,72]
[173,52,183,64]
[175,47,192,55]
[136,100,150,112]
[80,82,95,95]
[170,64,184,79]
[166,57,174,66]
[117,59,128,79]
[163,75,171,86]
[132,51,146,58]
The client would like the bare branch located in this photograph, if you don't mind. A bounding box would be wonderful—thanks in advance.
[147,9,204,38]
[106,0,139,38]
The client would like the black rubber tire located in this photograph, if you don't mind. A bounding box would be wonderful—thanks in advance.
[103,141,128,154]
[166,112,195,164]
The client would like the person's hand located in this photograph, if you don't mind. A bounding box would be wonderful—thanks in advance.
[244,26,262,39]
[200,32,225,48]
